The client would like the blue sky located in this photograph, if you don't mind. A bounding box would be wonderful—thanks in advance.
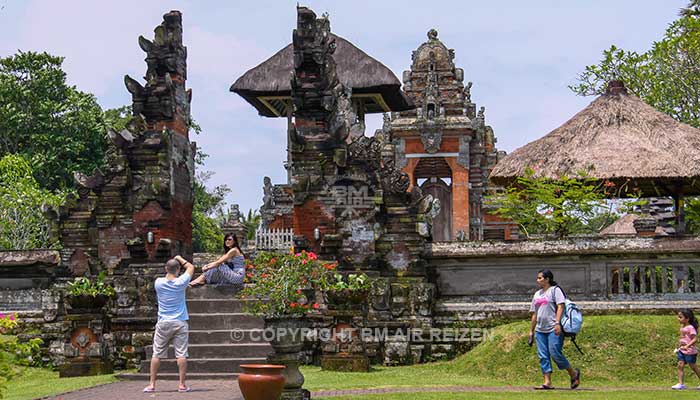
[0,0,686,215]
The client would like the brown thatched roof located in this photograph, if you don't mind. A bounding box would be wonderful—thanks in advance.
[231,34,414,117]
[599,214,667,237]
[490,81,700,196]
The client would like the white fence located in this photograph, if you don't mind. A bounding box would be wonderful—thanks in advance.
[255,227,294,251]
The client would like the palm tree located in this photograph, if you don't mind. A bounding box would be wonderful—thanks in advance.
[241,209,262,241]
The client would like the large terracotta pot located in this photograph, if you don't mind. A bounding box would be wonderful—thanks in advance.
[238,364,286,400]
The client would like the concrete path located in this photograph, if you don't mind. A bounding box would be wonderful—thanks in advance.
[43,382,675,400]
[45,380,242,400]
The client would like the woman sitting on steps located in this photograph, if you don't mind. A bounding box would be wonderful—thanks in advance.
[189,233,245,288]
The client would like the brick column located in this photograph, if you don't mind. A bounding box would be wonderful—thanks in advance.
[446,158,469,238]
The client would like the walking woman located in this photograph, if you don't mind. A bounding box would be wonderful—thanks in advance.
[528,269,581,390]
[189,233,245,288]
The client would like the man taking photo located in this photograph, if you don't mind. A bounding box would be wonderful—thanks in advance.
[143,255,195,393]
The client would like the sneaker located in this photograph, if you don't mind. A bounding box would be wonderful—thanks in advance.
[672,383,686,390]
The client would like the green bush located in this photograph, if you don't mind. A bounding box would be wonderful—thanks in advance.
[0,154,65,250]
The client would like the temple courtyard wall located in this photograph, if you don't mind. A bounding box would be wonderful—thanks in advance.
[2,236,700,368]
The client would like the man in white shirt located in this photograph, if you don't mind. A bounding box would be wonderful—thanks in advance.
[143,255,195,393]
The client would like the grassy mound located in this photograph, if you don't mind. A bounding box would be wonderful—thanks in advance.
[304,315,685,391]
[443,315,680,386]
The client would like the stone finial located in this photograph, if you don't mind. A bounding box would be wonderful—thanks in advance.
[606,80,628,95]
[427,29,438,40]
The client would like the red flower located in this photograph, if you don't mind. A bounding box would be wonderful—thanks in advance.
[312,303,320,309]
[261,273,270,278]
[289,302,297,308]
[269,258,277,264]
[307,252,318,260]
[301,259,308,265]
[296,289,302,294]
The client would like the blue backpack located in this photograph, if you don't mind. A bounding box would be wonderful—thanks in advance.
[552,286,584,354]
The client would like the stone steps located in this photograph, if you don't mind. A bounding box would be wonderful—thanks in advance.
[130,284,268,380]
[186,299,251,314]
[145,343,271,359]
[139,357,266,373]
[189,313,263,330]
[188,329,265,345]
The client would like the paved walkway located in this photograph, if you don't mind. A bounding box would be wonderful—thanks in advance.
[46,380,242,400]
[43,382,676,399]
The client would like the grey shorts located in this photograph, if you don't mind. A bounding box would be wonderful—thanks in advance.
[152,320,189,359]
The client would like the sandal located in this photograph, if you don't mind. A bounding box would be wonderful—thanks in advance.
[142,386,156,393]
[534,384,554,390]
[571,368,581,389]
[178,386,192,393]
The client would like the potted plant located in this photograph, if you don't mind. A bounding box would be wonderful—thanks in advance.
[239,250,334,399]
[65,272,116,311]
[324,272,372,310]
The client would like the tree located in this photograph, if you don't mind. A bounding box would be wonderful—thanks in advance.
[484,169,639,238]
[0,154,65,250]
[0,51,109,191]
[570,5,700,128]
[192,150,230,253]
[241,209,262,241]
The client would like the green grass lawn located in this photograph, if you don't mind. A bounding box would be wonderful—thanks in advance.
[303,315,687,391]
[2,367,118,400]
[322,391,700,400]
[0,315,690,399]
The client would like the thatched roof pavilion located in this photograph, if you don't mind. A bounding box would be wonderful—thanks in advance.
[490,81,700,195]
[490,80,700,233]
[231,34,414,117]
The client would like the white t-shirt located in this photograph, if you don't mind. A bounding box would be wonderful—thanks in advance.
[155,273,191,321]
[530,286,565,333]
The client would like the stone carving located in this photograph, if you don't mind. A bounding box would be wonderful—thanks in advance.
[465,81,473,103]
[420,128,442,154]
[456,136,470,168]
[427,29,438,40]
[262,176,275,209]
[393,138,407,169]
[124,11,190,123]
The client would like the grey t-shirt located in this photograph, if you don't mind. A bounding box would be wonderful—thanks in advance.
[530,286,565,333]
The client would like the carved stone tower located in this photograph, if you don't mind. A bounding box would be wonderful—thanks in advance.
[56,10,195,276]
[388,29,504,241]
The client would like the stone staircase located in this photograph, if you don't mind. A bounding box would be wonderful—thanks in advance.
[119,285,269,380]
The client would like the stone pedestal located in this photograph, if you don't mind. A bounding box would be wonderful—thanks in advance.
[265,317,310,400]
[59,312,113,377]
[320,310,369,372]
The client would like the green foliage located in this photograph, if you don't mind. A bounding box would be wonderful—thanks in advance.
[192,150,230,253]
[241,209,261,241]
[326,272,371,291]
[0,314,18,335]
[241,251,334,317]
[102,105,132,132]
[0,154,65,250]
[0,51,108,191]
[570,10,700,128]
[685,197,700,234]
[0,332,44,399]
[484,168,642,238]
[66,272,116,297]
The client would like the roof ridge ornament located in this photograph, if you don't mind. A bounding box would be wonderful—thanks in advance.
[606,80,628,95]
[427,29,438,40]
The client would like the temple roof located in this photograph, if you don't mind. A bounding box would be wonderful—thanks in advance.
[231,34,414,117]
[490,81,700,196]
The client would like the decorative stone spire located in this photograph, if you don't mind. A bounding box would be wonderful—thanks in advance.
[124,10,191,125]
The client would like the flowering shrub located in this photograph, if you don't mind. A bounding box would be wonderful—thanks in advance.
[240,250,336,317]
[0,314,18,334]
